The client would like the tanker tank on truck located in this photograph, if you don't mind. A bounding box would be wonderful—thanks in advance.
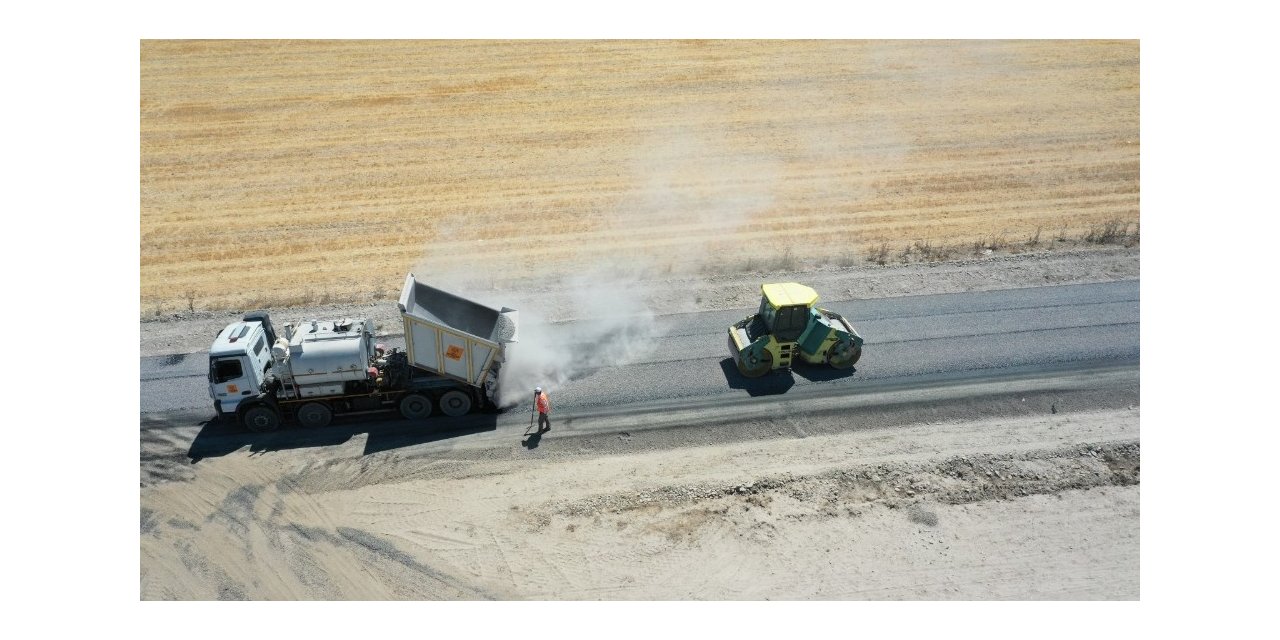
[208,274,518,432]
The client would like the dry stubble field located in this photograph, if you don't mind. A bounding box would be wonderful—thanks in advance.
[141,40,1138,313]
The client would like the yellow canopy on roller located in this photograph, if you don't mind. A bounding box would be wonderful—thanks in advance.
[761,282,819,308]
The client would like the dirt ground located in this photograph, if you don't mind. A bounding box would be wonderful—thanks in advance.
[140,407,1138,600]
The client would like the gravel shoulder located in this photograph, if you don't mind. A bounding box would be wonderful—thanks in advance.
[139,246,1139,357]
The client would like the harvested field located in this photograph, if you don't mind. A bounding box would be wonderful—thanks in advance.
[141,40,1138,313]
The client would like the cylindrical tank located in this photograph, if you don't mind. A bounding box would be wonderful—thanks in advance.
[285,319,375,386]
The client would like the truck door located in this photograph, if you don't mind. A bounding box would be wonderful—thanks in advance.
[209,356,253,404]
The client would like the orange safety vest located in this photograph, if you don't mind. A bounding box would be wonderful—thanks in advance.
[536,393,551,414]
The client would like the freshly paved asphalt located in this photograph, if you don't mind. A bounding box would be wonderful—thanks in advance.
[140,280,1139,440]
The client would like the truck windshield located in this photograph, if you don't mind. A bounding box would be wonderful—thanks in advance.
[210,358,244,383]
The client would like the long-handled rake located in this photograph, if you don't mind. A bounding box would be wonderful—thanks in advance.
[524,393,537,436]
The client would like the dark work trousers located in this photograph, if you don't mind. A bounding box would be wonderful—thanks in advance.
[538,412,551,432]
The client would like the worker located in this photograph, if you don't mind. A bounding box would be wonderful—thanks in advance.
[535,386,551,433]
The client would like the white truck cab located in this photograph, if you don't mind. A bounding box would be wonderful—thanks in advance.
[208,320,273,419]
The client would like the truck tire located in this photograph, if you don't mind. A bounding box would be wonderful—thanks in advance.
[439,390,472,417]
[241,404,281,432]
[297,402,333,429]
[399,393,433,420]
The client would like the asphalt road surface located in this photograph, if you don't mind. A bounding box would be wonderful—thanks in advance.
[140,280,1139,455]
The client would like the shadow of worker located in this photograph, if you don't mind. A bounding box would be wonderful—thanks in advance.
[521,428,544,450]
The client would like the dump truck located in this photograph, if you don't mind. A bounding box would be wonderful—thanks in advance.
[727,282,863,378]
[208,274,518,432]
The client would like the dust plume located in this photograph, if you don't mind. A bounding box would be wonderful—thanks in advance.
[491,261,661,406]
[415,112,782,407]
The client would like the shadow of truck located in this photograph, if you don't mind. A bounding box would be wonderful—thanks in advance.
[187,411,499,461]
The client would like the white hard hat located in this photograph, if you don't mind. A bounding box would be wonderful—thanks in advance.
[534,387,542,393]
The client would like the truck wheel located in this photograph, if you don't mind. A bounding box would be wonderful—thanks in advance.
[399,393,433,420]
[242,405,280,432]
[297,402,332,428]
[826,341,862,369]
[439,390,472,417]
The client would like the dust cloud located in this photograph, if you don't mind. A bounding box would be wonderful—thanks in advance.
[408,258,667,408]
[414,115,782,407]
[493,263,659,406]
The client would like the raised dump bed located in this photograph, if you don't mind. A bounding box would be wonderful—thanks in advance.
[397,274,518,391]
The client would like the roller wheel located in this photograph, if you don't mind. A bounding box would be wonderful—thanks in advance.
[241,404,281,433]
[439,390,473,417]
[399,393,433,420]
[826,341,862,369]
[736,347,773,378]
[296,402,332,428]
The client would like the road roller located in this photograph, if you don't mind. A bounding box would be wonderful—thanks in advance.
[727,282,863,378]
